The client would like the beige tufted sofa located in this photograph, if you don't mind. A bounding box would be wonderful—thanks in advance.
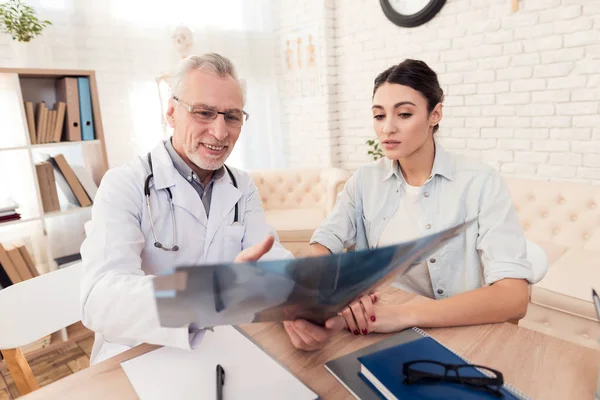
[505,178,600,350]
[249,168,351,257]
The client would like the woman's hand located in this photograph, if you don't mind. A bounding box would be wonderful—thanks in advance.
[341,294,416,335]
[340,292,380,335]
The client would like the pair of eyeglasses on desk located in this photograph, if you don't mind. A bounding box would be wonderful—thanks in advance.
[403,360,505,398]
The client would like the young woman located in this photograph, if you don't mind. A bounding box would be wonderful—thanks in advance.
[283,59,543,350]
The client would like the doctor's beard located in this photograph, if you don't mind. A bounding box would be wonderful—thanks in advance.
[186,141,232,171]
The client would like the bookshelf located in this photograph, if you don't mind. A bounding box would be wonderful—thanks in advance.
[0,68,107,349]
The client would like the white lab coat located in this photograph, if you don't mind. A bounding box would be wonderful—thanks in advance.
[80,142,292,364]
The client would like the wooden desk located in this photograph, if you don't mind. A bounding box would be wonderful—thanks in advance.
[22,286,600,399]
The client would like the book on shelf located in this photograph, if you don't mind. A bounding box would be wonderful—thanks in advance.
[0,256,13,288]
[0,212,21,223]
[48,154,93,208]
[55,252,81,268]
[77,77,95,141]
[0,198,18,213]
[56,77,82,142]
[35,161,61,213]
[6,245,34,281]
[27,100,67,145]
[24,101,36,145]
[0,198,21,223]
[18,244,40,278]
[71,164,98,201]
[0,242,39,288]
[0,242,21,285]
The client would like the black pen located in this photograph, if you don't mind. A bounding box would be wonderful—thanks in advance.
[216,364,225,400]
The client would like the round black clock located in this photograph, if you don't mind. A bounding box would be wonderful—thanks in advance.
[380,0,446,28]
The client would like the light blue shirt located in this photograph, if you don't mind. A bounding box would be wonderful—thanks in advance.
[310,141,535,300]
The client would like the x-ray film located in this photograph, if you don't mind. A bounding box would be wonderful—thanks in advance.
[153,219,474,328]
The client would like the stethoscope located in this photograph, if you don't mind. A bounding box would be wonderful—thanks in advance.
[144,153,239,251]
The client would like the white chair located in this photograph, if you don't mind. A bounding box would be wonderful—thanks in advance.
[0,262,82,396]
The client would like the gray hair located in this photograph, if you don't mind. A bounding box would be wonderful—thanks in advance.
[170,53,245,104]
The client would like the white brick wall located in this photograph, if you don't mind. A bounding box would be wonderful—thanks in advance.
[273,0,337,167]
[276,0,600,184]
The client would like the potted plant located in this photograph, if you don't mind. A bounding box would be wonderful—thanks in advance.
[0,0,51,42]
[366,139,384,161]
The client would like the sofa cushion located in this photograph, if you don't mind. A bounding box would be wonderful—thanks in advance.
[583,231,600,252]
[531,249,600,321]
[505,177,600,250]
[264,208,326,242]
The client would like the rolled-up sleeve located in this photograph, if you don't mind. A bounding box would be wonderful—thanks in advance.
[476,171,535,285]
[310,172,358,253]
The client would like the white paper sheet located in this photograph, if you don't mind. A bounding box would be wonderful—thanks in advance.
[121,326,317,400]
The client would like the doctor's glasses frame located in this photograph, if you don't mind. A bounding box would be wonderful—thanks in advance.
[172,96,250,128]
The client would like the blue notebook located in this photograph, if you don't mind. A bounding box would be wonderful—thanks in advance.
[357,336,520,400]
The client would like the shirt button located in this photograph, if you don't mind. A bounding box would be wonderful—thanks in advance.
[429,258,436,263]
[437,289,444,295]
[424,192,430,198]
[425,224,431,230]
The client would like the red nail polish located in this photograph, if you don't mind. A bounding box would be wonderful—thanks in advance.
[353,330,359,335]
[371,316,376,322]
[362,329,368,335]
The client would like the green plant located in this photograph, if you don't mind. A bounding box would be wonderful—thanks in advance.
[366,138,384,161]
[0,0,51,42]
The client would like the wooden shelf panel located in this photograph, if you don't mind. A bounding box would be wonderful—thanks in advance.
[0,140,100,152]
[43,206,92,219]
[0,68,95,78]
[0,217,41,229]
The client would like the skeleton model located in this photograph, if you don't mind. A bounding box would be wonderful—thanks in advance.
[172,25,194,59]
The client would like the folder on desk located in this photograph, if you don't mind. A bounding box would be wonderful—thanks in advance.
[56,77,81,141]
[77,77,95,140]
[120,326,317,400]
[325,329,528,400]
[358,337,521,400]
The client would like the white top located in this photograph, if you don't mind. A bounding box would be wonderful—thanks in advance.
[377,181,435,298]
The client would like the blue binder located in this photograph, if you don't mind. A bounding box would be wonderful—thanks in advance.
[357,337,520,400]
[77,77,95,140]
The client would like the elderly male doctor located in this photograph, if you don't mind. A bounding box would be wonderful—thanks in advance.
[80,53,309,364]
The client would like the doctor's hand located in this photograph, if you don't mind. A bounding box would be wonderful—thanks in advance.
[283,317,346,351]
[234,235,275,263]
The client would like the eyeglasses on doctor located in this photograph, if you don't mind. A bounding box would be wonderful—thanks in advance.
[403,360,505,398]
[172,96,249,128]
